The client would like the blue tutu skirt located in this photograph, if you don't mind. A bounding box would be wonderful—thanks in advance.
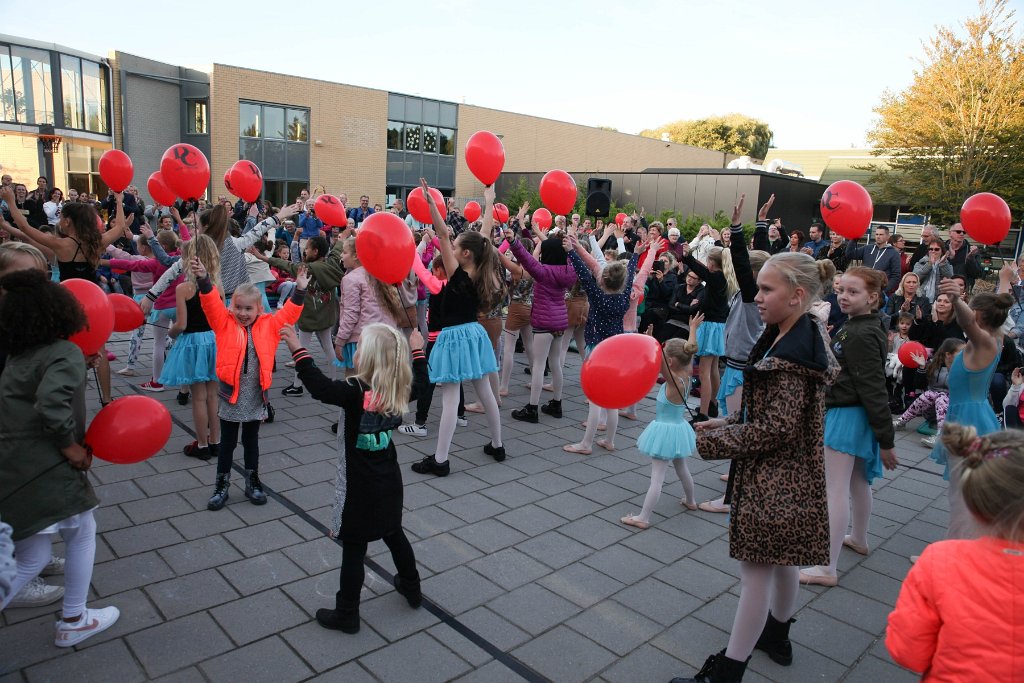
[824,406,883,484]
[428,322,497,383]
[930,400,1000,480]
[637,421,697,460]
[696,321,725,357]
[333,341,358,369]
[158,331,217,386]
[716,365,745,416]
[147,306,176,325]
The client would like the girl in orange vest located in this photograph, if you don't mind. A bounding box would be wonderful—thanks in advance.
[191,255,308,511]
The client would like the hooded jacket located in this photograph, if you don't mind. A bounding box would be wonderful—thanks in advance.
[846,240,902,294]
[509,238,576,331]
[826,313,896,450]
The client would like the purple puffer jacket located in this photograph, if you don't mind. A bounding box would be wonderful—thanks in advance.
[510,239,577,331]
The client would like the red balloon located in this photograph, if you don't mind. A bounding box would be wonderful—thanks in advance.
[465,131,505,186]
[492,203,510,224]
[897,341,928,369]
[159,143,210,200]
[406,186,447,225]
[532,208,552,230]
[227,159,263,203]
[355,213,416,284]
[615,212,627,226]
[820,180,873,240]
[98,150,133,193]
[581,334,662,409]
[463,201,481,223]
[109,293,144,332]
[222,169,234,194]
[86,395,171,464]
[63,279,114,355]
[961,192,1011,246]
[314,194,348,227]
[539,170,577,216]
[147,171,176,207]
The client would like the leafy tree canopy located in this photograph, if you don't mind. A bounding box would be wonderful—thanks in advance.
[640,114,773,159]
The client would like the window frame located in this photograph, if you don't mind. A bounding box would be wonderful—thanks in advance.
[186,99,208,135]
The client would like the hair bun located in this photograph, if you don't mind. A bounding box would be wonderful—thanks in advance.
[995,293,1015,312]
[941,422,987,466]
[683,340,699,356]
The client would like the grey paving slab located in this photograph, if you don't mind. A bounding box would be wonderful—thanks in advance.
[25,638,145,683]
[198,635,313,683]
[209,588,308,645]
[515,529,593,569]
[511,625,617,681]
[359,632,472,683]
[420,566,505,615]
[90,551,176,596]
[145,568,239,619]
[280,620,387,672]
[565,599,663,656]
[487,583,582,635]
[218,550,309,595]
[126,612,234,678]
[450,518,527,553]
[467,548,552,591]
[156,535,244,575]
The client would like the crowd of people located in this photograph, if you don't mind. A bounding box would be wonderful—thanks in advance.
[0,171,1021,683]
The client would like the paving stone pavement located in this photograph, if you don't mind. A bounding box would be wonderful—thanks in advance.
[0,330,944,682]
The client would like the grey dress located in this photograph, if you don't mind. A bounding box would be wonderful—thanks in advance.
[218,328,266,422]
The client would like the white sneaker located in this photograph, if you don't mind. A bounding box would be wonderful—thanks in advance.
[456,417,469,427]
[398,424,428,437]
[41,554,65,576]
[8,577,64,607]
[115,367,137,376]
[892,418,906,431]
[54,606,120,647]
[921,436,936,448]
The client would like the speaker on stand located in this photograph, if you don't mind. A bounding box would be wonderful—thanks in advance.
[585,178,612,218]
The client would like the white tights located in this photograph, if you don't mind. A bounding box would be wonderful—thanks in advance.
[558,325,586,362]
[822,447,872,573]
[1,510,96,618]
[293,328,335,385]
[435,377,501,464]
[726,561,800,661]
[529,332,564,404]
[151,319,170,383]
[637,459,694,522]
[579,403,619,449]
[499,326,533,393]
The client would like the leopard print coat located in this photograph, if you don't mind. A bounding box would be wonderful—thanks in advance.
[697,313,839,566]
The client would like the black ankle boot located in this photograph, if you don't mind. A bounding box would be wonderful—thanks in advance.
[511,404,539,423]
[483,443,506,462]
[754,613,795,665]
[670,649,749,683]
[208,473,230,511]
[708,400,720,418]
[411,455,450,477]
[245,469,267,505]
[316,599,360,633]
[393,574,422,608]
[540,399,562,418]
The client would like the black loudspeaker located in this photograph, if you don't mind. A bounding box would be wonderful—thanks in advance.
[585,178,612,217]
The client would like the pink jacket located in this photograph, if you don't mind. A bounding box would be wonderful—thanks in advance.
[576,245,656,332]
[887,536,1023,681]
[335,266,397,346]
[108,257,177,309]
[105,246,154,295]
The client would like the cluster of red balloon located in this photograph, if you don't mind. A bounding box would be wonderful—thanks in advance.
[581,334,662,409]
[138,144,212,206]
[61,279,169,464]
[224,160,263,203]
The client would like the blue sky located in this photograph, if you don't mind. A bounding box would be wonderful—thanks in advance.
[4,0,1006,148]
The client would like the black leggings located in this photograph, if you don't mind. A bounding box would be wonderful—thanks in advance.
[218,420,260,474]
[414,340,465,425]
[338,530,418,606]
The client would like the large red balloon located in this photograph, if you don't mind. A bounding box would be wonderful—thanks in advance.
[897,341,927,369]
[109,293,144,332]
[465,131,505,186]
[615,212,627,226]
[86,395,171,464]
[159,143,210,200]
[961,192,1011,246]
[314,194,348,227]
[492,203,510,225]
[98,150,133,193]
[227,160,263,203]
[356,212,416,284]
[463,201,481,223]
[406,186,447,225]
[532,207,552,230]
[539,170,577,216]
[581,334,662,409]
[147,172,176,207]
[63,279,114,355]
[821,180,873,240]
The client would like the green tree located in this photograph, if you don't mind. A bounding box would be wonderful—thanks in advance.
[863,0,1024,222]
[640,114,773,159]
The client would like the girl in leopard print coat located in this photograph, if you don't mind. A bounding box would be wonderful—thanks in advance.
[673,251,838,683]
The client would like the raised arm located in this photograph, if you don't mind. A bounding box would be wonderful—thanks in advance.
[588,235,608,270]
[0,186,64,251]
[421,178,458,277]
[940,278,998,366]
[480,185,495,237]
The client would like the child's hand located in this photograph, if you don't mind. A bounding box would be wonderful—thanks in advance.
[689,312,705,329]
[280,325,301,352]
[503,227,515,243]
[643,324,654,337]
[695,418,727,430]
[190,255,207,279]
[295,264,311,289]
[880,447,899,470]
[61,443,92,471]
[139,224,154,239]
[910,352,927,367]
[409,329,424,352]
[1012,367,1023,386]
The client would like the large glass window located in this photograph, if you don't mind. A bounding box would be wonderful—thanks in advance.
[187,99,208,135]
[404,124,421,152]
[439,128,455,156]
[386,94,458,196]
[386,121,403,150]
[2,45,54,125]
[239,102,261,137]
[263,106,285,139]
[422,126,437,154]
[238,100,309,200]
[56,54,108,133]
[286,108,308,142]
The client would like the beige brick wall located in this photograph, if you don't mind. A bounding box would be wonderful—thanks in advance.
[209,65,387,203]
[454,106,734,198]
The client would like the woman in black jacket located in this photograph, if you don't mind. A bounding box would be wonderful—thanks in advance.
[815,232,849,273]
[884,272,931,330]
[639,252,679,339]
[663,270,705,341]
